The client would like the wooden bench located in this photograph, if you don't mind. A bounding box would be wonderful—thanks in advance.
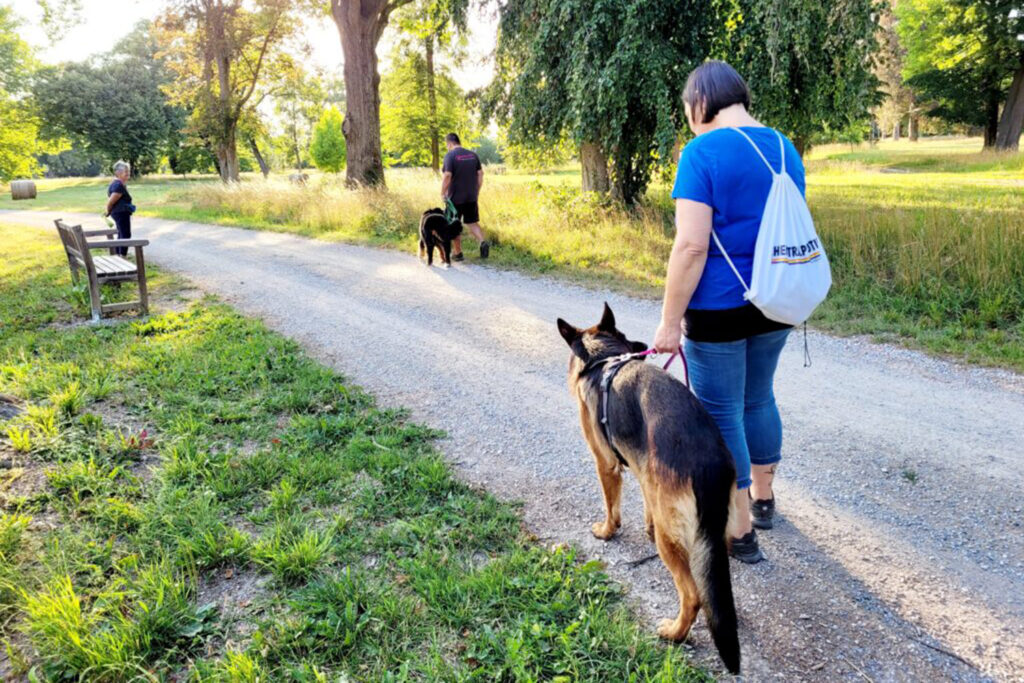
[54,219,150,322]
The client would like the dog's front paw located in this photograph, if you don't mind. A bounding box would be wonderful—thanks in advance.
[591,521,619,540]
[657,618,689,642]
[443,262,451,269]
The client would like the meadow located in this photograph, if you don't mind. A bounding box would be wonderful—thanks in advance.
[3,136,1023,371]
[0,223,706,680]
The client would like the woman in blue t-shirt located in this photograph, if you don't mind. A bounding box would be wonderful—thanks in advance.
[104,161,134,257]
[653,61,803,564]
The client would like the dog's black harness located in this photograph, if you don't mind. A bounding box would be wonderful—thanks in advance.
[579,352,648,469]
[579,347,690,469]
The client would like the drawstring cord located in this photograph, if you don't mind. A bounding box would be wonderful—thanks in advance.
[803,322,811,368]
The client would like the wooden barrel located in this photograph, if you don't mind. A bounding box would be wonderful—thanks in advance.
[11,180,37,200]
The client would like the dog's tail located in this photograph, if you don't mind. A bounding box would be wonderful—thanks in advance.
[690,473,740,674]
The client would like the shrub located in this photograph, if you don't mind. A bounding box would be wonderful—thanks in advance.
[310,107,346,174]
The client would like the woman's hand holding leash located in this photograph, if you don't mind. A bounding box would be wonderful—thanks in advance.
[652,318,684,354]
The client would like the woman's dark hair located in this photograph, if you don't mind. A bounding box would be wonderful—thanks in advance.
[445,132,461,144]
[682,60,751,124]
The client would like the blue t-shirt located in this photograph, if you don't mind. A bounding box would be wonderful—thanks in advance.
[671,126,805,310]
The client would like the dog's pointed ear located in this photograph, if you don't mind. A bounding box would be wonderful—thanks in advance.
[629,340,648,353]
[598,302,616,332]
[557,318,581,346]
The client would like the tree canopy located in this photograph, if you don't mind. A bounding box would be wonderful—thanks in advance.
[0,6,46,182]
[380,49,470,167]
[484,0,717,204]
[158,0,296,181]
[713,0,881,154]
[32,22,180,176]
[896,0,1024,149]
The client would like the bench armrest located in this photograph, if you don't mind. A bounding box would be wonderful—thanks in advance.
[86,239,149,249]
[83,228,118,237]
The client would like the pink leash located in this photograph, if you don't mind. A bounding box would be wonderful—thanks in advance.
[633,346,689,386]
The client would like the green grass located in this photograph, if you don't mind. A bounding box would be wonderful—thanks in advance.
[0,223,706,681]
[4,136,1024,371]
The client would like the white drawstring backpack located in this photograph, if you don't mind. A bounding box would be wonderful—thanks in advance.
[710,128,832,326]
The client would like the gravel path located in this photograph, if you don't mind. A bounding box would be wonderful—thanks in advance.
[6,210,1023,681]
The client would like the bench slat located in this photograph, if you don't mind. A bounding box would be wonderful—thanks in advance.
[93,255,136,275]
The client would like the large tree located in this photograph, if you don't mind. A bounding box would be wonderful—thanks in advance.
[274,64,328,170]
[158,0,295,181]
[391,0,468,173]
[321,0,465,186]
[484,0,717,203]
[0,6,46,182]
[874,3,917,140]
[380,49,470,166]
[32,23,180,176]
[896,0,1024,149]
[716,0,881,156]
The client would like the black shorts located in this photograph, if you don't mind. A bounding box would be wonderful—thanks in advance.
[453,201,479,224]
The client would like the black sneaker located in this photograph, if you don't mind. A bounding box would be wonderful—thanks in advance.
[452,253,465,262]
[750,495,775,530]
[730,530,765,564]
[479,241,490,259]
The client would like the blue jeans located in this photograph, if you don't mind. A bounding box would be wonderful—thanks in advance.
[684,328,790,490]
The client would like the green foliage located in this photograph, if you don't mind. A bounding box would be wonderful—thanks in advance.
[896,0,1024,139]
[310,107,346,173]
[0,7,48,182]
[716,0,882,154]
[486,0,717,203]
[274,65,329,170]
[32,22,181,175]
[158,0,298,181]
[380,50,471,167]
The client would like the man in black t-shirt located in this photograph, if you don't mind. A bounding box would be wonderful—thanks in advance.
[440,133,489,260]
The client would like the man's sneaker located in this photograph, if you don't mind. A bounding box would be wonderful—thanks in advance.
[480,241,490,259]
[730,530,765,564]
[750,496,775,530]
[452,253,465,262]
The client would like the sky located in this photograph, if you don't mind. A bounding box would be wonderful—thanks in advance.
[7,0,498,90]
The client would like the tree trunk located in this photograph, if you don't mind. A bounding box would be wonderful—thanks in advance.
[793,136,809,158]
[984,90,1000,148]
[580,142,609,193]
[216,125,240,182]
[249,136,270,178]
[995,66,1024,151]
[330,1,389,188]
[425,35,440,175]
[892,121,901,141]
[908,115,919,142]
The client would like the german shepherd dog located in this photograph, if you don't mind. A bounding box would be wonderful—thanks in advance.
[557,304,741,674]
[418,208,463,268]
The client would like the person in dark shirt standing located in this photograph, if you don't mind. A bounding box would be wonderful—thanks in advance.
[104,160,135,257]
[440,133,489,260]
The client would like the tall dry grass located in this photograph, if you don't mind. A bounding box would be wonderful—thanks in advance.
[178,157,1024,365]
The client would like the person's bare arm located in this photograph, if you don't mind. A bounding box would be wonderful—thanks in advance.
[652,198,713,352]
[477,168,484,192]
[441,172,453,200]
[105,192,122,216]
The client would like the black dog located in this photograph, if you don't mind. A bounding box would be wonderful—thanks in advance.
[418,208,463,268]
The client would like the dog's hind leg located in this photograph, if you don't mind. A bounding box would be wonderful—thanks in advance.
[653,520,701,642]
[419,238,426,262]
